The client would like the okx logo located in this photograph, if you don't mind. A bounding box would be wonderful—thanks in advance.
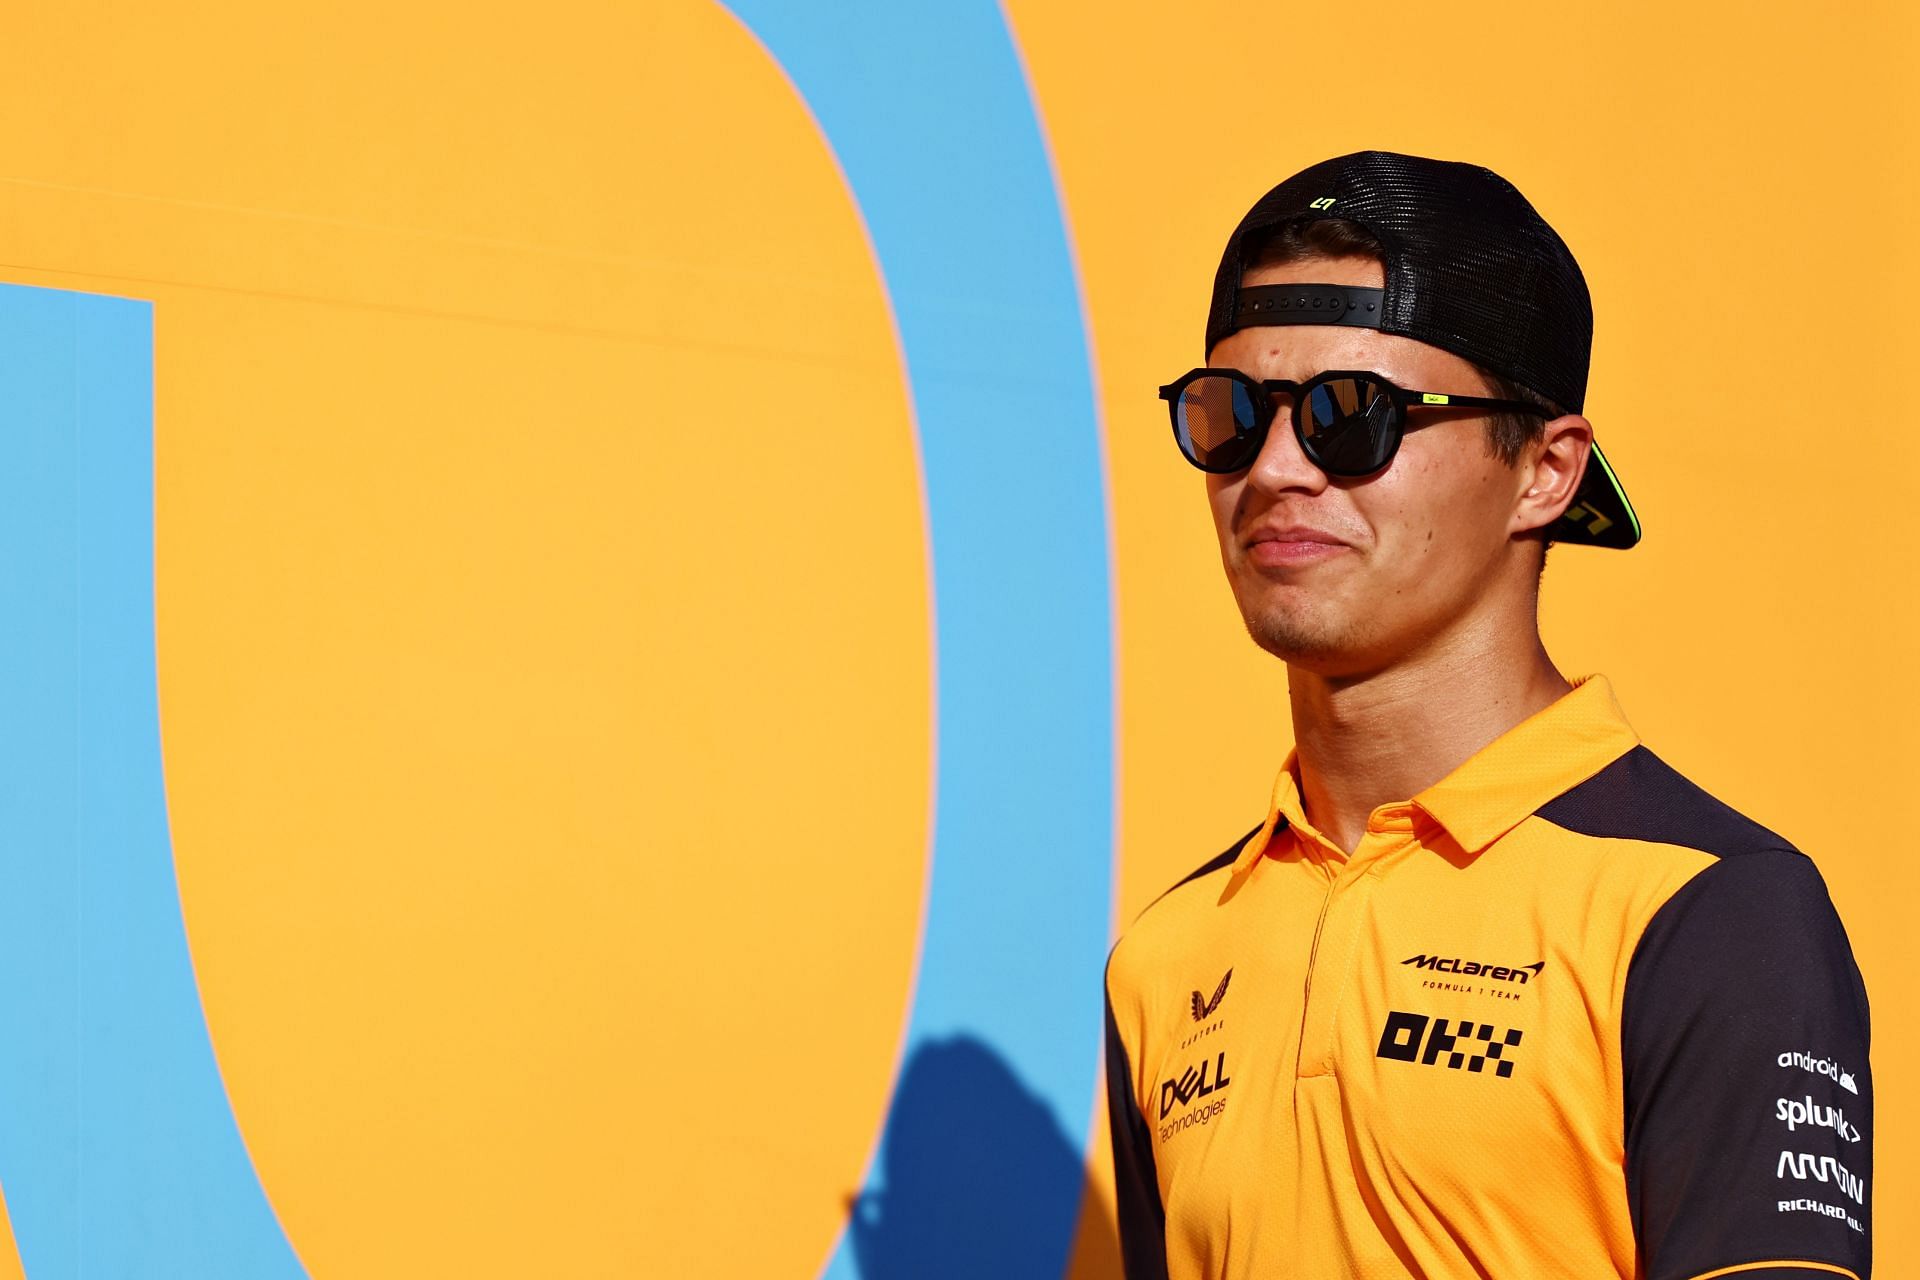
[1376,1010,1522,1078]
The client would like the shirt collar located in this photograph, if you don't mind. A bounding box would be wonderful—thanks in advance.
[1224,674,1638,886]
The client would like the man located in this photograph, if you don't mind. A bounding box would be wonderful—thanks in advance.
[1104,151,1872,1280]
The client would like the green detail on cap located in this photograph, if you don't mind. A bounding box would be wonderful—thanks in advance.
[1589,441,1641,541]
[1309,197,1336,210]
[1567,501,1614,536]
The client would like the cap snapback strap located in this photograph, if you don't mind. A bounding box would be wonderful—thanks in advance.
[1231,283,1385,333]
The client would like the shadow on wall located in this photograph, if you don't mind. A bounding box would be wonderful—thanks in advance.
[847,1035,1121,1280]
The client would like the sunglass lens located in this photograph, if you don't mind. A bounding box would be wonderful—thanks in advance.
[1301,376,1398,475]
[1174,375,1262,471]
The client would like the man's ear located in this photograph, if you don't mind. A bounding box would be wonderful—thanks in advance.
[1512,414,1592,537]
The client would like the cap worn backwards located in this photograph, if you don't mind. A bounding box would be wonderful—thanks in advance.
[1204,149,1640,550]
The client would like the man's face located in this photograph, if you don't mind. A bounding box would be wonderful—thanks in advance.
[1204,254,1539,679]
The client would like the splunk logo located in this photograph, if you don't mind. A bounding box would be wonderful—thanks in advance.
[1776,1095,1863,1143]
[1375,1010,1523,1078]
[1402,953,1545,984]
[1159,1052,1231,1120]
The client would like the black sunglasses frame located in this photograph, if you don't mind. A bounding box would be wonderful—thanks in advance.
[1156,367,1551,477]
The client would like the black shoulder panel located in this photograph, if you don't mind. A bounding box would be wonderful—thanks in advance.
[1104,974,1171,1280]
[1543,747,1874,1278]
[1535,744,1789,860]
[1620,849,1873,1280]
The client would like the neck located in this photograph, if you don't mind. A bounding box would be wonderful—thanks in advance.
[1287,608,1569,854]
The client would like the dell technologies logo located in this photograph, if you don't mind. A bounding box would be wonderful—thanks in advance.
[1157,1049,1233,1143]
[1160,1052,1231,1119]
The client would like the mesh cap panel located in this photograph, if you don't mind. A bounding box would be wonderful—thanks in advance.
[1204,150,1593,414]
[1200,150,1639,548]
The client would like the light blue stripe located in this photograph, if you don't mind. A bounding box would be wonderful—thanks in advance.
[0,284,308,1279]
[719,6,1115,1278]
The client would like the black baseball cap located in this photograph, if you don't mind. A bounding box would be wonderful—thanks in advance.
[1205,150,1640,550]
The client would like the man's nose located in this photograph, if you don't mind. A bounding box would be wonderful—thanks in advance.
[1245,405,1329,498]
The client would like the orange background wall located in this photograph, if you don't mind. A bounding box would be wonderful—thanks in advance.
[0,1,1912,1276]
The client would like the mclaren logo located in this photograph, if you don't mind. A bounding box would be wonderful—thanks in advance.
[1190,969,1231,1021]
[1402,954,1545,984]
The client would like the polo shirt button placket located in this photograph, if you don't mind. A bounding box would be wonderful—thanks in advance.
[1294,808,1410,1081]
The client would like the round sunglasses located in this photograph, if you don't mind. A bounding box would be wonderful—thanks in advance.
[1157,368,1549,477]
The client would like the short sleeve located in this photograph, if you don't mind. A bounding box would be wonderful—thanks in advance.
[1623,848,1872,1280]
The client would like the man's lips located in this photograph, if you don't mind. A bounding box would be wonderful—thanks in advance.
[1242,524,1352,567]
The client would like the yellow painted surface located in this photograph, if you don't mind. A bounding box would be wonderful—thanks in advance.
[3,2,928,1277]
[0,1188,22,1280]
[0,0,1913,1275]
[1002,0,1919,1272]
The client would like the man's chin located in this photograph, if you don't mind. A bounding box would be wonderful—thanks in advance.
[1242,611,1348,664]
[1239,604,1381,676]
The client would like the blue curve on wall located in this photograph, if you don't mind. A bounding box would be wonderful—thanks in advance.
[718,5,1115,1279]
[0,9,1113,1274]
[0,285,309,1278]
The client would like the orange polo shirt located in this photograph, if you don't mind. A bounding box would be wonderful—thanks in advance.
[1104,675,1872,1280]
